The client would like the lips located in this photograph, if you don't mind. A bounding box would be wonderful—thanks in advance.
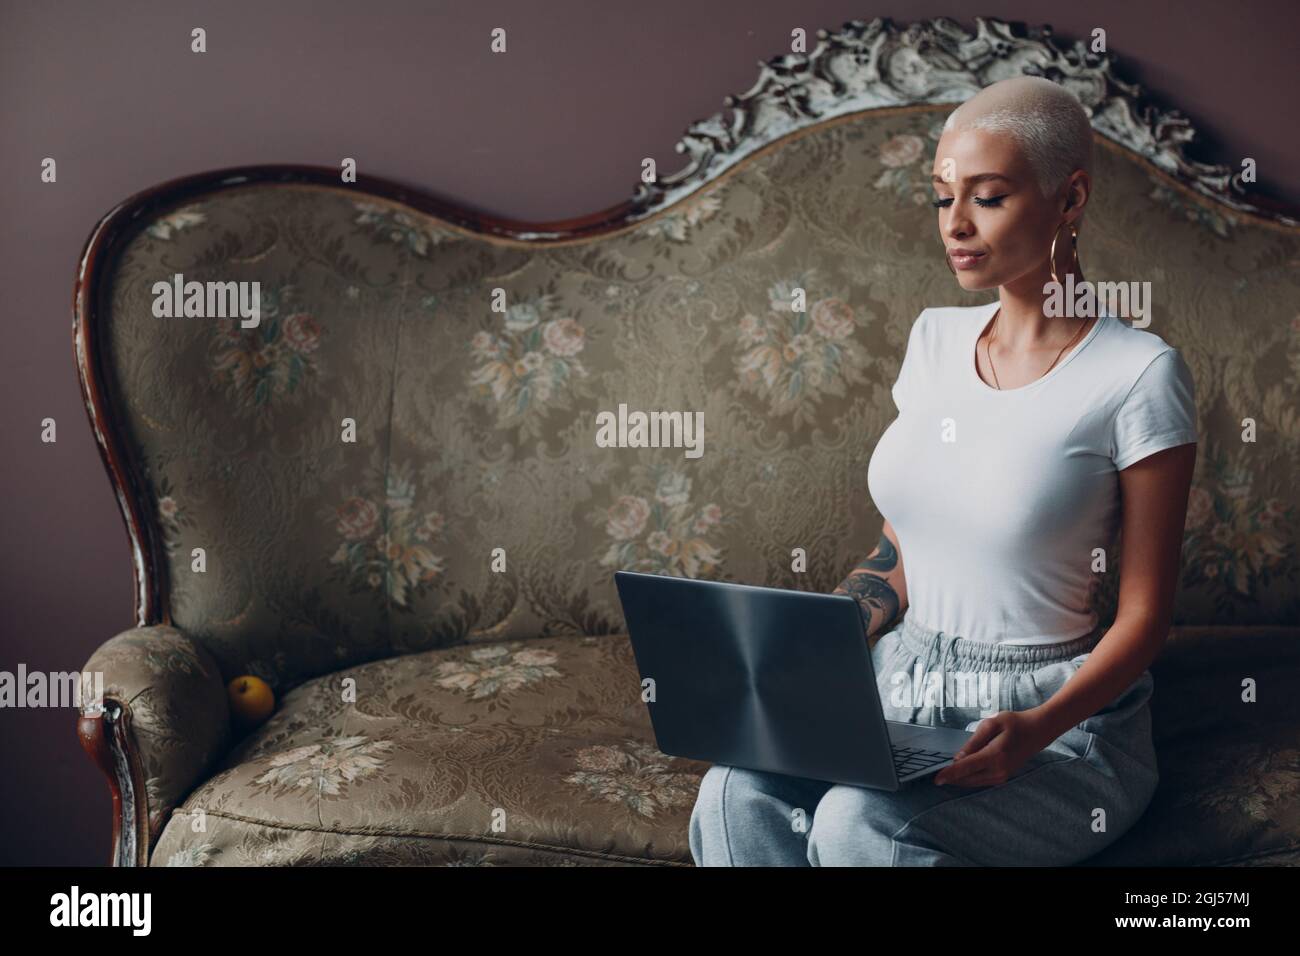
[949,251,986,270]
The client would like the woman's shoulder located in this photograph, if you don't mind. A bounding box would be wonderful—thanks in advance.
[1103,310,1175,346]
[1073,315,1197,442]
[1094,312,1188,379]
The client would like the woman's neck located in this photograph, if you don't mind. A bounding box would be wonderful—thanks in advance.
[990,272,1089,350]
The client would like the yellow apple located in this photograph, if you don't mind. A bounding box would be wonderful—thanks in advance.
[227,675,275,730]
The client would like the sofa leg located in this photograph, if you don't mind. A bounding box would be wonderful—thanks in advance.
[77,701,149,867]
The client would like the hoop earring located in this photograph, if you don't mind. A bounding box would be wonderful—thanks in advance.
[1050,222,1079,286]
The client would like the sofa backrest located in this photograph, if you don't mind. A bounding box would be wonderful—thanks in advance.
[78,31,1300,692]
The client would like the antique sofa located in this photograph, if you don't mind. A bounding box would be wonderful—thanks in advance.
[76,16,1300,866]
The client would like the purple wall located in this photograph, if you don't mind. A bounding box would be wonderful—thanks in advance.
[1,0,1295,866]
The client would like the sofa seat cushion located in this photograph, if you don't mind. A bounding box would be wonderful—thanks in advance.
[1079,723,1300,866]
[1080,626,1300,866]
[152,626,1300,866]
[150,633,708,866]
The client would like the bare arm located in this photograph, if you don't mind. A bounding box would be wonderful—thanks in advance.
[832,519,909,647]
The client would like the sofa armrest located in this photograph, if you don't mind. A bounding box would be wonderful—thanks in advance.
[77,625,231,866]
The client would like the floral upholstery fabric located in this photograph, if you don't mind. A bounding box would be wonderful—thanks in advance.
[82,104,1300,865]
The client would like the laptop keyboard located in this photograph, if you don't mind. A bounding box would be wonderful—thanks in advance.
[891,745,952,778]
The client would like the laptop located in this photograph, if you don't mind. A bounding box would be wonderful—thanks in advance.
[613,570,975,790]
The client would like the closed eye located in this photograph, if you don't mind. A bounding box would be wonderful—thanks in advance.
[931,196,1006,208]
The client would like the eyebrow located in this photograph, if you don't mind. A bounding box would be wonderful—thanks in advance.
[930,172,1013,185]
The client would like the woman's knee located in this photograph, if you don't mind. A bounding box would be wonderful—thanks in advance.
[691,764,790,836]
[806,785,903,866]
[690,764,822,866]
[694,764,767,813]
[693,763,730,808]
[689,765,729,865]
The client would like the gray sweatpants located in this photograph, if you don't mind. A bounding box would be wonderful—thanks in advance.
[688,613,1159,866]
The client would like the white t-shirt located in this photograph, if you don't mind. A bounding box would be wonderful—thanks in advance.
[867,300,1198,645]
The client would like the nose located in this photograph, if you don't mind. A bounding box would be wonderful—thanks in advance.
[941,214,971,242]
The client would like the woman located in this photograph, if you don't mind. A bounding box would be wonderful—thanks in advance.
[688,76,1199,866]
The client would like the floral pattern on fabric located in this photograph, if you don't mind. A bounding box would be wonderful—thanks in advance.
[329,458,447,610]
[208,284,324,419]
[735,276,870,424]
[564,738,701,819]
[596,466,724,578]
[434,644,562,700]
[353,200,456,256]
[251,736,395,800]
[468,293,592,437]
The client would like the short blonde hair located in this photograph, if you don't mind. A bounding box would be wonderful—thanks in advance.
[942,76,1093,201]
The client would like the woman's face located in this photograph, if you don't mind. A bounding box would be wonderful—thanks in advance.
[931,127,1078,294]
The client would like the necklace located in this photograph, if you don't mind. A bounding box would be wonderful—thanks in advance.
[985,308,1090,390]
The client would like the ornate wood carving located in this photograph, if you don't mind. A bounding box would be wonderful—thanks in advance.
[630,15,1298,228]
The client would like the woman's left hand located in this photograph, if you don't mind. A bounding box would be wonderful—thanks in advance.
[933,708,1051,787]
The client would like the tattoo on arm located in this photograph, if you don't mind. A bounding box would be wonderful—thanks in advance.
[832,533,901,638]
